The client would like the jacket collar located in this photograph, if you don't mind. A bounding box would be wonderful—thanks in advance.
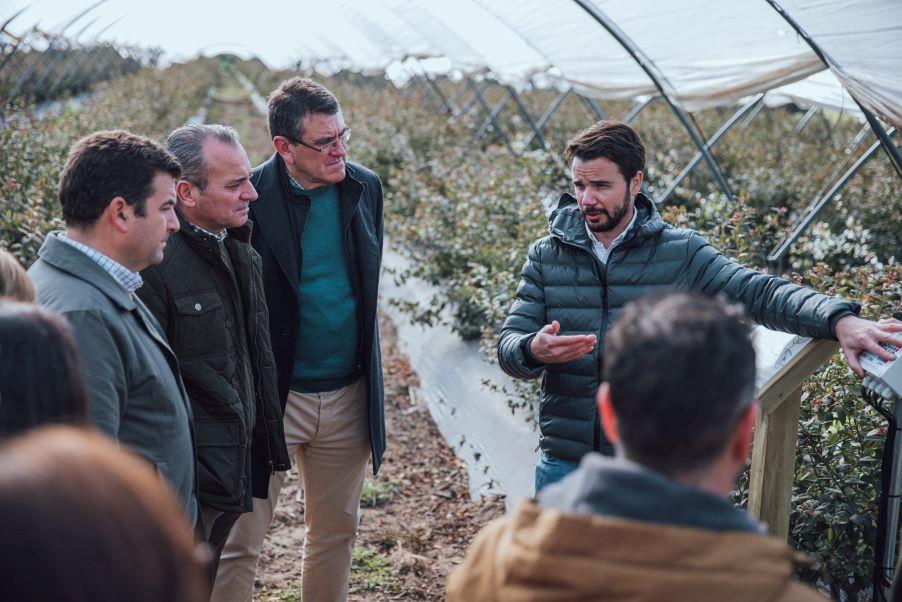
[548,192,663,250]
[37,232,137,311]
[249,153,364,286]
[176,211,252,250]
[538,454,762,534]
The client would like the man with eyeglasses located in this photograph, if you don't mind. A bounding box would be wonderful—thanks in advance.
[212,78,385,602]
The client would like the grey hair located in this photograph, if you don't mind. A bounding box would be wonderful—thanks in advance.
[166,124,240,190]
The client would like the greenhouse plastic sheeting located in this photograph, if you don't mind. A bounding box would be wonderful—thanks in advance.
[335,0,900,124]
[775,0,901,127]
[766,70,858,115]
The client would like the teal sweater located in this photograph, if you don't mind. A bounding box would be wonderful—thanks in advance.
[291,182,359,392]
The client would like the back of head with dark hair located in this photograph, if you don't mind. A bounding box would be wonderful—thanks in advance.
[564,120,646,183]
[0,426,207,602]
[0,249,35,302]
[58,130,181,228]
[603,293,756,475]
[167,124,241,190]
[0,301,88,438]
[267,77,340,140]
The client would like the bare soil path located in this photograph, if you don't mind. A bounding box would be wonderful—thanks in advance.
[254,314,505,601]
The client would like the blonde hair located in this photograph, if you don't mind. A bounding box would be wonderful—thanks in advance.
[0,249,35,302]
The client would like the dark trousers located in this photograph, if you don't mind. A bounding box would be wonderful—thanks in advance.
[201,505,242,586]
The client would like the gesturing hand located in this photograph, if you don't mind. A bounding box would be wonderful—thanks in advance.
[529,321,597,364]
[834,316,902,376]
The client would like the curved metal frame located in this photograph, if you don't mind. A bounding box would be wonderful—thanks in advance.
[765,0,901,180]
[571,0,735,203]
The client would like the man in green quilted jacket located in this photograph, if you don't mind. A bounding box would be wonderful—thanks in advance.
[497,120,902,492]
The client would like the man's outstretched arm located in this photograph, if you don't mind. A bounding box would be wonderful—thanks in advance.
[685,232,901,375]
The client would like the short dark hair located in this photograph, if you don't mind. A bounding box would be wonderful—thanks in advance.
[603,293,756,475]
[564,120,646,183]
[0,426,206,602]
[267,77,340,140]
[167,124,240,190]
[58,130,181,228]
[0,301,88,438]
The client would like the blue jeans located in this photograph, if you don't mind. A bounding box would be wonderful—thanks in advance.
[534,451,579,493]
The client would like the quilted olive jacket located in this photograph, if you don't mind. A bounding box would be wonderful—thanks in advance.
[498,193,860,462]
[139,216,290,513]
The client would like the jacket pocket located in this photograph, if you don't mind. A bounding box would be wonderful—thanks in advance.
[194,417,244,511]
[173,291,225,358]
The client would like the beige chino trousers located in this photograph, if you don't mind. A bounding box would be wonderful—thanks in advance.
[212,377,371,602]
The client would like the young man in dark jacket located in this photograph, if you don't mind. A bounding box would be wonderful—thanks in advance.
[498,120,902,492]
[451,294,825,601]
[214,78,385,602]
[138,125,290,582]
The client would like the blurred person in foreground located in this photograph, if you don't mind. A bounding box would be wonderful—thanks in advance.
[450,293,824,601]
[0,426,207,602]
[138,124,290,581]
[0,301,87,437]
[0,248,36,301]
[215,78,385,602]
[27,130,199,525]
[498,120,902,492]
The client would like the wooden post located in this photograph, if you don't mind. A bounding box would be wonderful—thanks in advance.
[747,385,803,539]
[747,338,839,539]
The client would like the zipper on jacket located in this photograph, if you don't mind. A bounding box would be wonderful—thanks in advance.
[555,236,609,453]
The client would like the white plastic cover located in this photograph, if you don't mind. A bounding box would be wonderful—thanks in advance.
[336,0,900,124]
[774,0,901,127]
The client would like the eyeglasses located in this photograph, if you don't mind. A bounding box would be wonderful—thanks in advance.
[284,127,351,153]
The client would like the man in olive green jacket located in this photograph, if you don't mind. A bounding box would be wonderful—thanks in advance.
[28,130,198,525]
[139,125,290,581]
[451,294,825,601]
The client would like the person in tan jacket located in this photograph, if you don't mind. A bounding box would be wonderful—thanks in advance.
[448,293,825,601]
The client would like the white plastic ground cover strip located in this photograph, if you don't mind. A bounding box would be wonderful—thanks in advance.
[333,0,899,125]
[381,244,539,510]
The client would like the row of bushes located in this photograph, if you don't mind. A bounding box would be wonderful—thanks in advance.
[237,65,897,600]
[1,58,218,266]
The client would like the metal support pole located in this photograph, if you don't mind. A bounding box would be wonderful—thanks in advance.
[446,80,469,115]
[457,79,486,118]
[572,0,735,203]
[466,77,515,155]
[0,33,27,80]
[767,128,894,264]
[521,88,571,149]
[765,0,901,180]
[580,94,605,120]
[423,71,453,116]
[474,87,512,140]
[623,96,655,124]
[794,106,819,132]
[740,100,766,129]
[658,94,765,204]
[51,18,122,95]
[507,85,547,151]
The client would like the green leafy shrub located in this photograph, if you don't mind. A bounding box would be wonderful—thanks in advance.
[1,58,216,266]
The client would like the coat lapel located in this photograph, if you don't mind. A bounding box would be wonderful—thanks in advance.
[250,154,300,288]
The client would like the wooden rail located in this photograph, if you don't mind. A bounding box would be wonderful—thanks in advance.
[747,337,839,539]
